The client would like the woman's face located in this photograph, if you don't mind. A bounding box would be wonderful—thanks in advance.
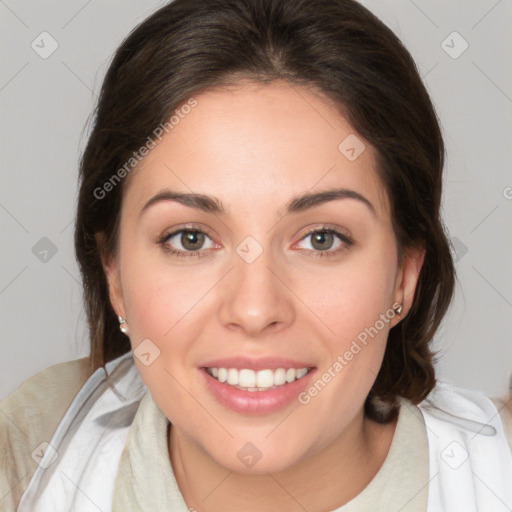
[104,80,423,473]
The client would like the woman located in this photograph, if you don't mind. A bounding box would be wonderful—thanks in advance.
[2,0,511,510]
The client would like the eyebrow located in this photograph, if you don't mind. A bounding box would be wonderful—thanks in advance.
[139,188,376,218]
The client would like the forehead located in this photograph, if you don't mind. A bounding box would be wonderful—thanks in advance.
[123,81,390,218]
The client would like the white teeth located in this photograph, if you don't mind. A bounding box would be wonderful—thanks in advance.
[227,368,239,385]
[273,368,286,386]
[285,368,296,383]
[206,366,310,390]
[296,368,308,379]
[256,369,274,388]
[238,369,256,387]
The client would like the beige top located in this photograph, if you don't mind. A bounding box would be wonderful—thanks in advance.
[1,357,512,512]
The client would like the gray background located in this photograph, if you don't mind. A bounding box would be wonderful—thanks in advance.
[1,0,511,400]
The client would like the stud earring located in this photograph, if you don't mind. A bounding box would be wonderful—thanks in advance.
[394,304,403,315]
[118,315,129,334]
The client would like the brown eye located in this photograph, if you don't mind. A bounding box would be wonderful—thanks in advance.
[180,231,206,251]
[294,227,354,259]
[310,231,335,251]
[159,228,215,257]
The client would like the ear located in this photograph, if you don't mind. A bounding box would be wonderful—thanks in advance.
[95,232,126,319]
[391,244,425,326]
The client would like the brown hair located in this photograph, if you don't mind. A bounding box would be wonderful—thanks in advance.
[74,0,455,422]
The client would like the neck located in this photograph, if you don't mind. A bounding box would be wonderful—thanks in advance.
[168,410,398,512]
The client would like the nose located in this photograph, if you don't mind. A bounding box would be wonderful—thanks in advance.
[217,249,295,337]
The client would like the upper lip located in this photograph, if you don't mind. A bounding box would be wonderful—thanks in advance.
[200,356,315,371]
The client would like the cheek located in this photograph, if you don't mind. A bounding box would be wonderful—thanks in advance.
[118,228,214,341]
[296,275,395,435]
[119,263,212,424]
[118,249,225,399]
[122,266,209,347]
[296,246,397,345]
[291,237,398,404]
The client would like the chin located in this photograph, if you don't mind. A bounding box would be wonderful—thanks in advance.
[201,433,313,475]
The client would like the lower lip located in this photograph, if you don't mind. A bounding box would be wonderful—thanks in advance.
[201,368,316,414]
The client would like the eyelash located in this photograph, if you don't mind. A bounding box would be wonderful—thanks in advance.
[157,225,354,259]
[157,226,212,259]
[298,227,354,259]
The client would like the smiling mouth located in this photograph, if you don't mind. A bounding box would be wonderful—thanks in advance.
[204,366,313,392]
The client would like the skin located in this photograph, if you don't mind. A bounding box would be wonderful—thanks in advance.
[101,80,425,511]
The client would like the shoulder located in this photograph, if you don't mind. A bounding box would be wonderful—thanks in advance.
[0,357,92,512]
[416,383,512,510]
[418,381,512,452]
[489,396,512,453]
